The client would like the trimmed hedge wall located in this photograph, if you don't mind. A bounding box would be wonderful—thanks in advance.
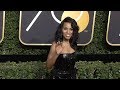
[0,61,119,79]
[0,61,47,79]
[76,61,120,79]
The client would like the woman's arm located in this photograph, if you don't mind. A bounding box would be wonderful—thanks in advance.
[46,42,62,70]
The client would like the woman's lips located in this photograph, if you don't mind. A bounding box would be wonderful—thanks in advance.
[66,35,70,37]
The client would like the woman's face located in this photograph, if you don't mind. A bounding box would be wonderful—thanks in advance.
[62,22,73,40]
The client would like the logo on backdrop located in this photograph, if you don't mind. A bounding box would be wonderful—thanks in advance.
[19,11,96,46]
[0,11,5,43]
[107,11,120,46]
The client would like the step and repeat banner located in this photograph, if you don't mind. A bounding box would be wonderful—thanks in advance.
[0,11,5,43]
[19,11,96,46]
[107,11,120,46]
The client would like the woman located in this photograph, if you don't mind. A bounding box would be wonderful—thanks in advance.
[46,17,79,79]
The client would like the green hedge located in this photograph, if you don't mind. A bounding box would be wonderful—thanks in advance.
[0,61,119,79]
[76,61,120,79]
[0,61,47,79]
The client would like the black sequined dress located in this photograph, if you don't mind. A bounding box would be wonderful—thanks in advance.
[50,52,77,79]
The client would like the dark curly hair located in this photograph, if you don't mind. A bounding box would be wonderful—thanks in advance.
[55,17,79,50]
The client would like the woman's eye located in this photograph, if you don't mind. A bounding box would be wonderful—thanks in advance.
[63,28,67,30]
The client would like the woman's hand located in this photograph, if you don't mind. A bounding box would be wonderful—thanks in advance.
[56,41,63,55]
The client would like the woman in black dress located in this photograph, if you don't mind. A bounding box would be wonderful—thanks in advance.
[46,17,79,79]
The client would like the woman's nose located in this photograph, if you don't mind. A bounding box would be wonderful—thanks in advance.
[67,30,71,33]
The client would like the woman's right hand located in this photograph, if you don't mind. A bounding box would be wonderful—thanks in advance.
[56,41,63,55]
